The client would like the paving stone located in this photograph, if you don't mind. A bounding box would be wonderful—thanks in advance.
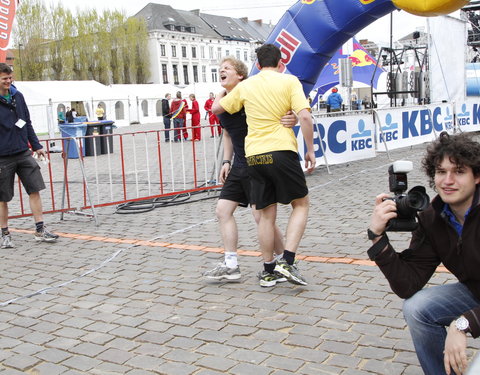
[2,354,41,371]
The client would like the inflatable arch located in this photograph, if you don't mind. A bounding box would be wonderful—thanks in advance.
[253,0,469,94]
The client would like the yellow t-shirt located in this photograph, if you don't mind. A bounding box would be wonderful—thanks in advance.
[220,69,310,157]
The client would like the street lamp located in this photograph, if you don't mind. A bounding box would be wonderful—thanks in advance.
[18,43,23,80]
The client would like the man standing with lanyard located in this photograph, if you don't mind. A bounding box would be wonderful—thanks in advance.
[0,63,58,248]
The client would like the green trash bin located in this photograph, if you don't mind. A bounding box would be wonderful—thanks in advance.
[85,124,103,156]
[59,124,87,159]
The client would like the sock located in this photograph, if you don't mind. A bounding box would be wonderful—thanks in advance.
[35,221,44,232]
[264,259,276,274]
[1,227,8,235]
[224,252,238,268]
[274,252,284,262]
[283,249,296,265]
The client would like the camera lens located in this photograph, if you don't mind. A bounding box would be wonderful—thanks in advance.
[406,190,429,211]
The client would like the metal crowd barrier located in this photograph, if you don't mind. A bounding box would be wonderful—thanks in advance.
[8,125,224,225]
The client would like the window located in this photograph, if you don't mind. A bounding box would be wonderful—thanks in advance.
[211,68,218,83]
[115,101,124,120]
[182,46,187,58]
[236,50,241,60]
[217,47,222,59]
[202,66,206,82]
[160,44,166,57]
[209,46,213,59]
[162,64,168,84]
[244,50,248,61]
[192,46,197,59]
[173,65,179,85]
[156,100,162,116]
[183,65,189,85]
[200,46,205,59]
[172,45,177,57]
[193,65,198,83]
[141,100,148,117]
[226,50,230,56]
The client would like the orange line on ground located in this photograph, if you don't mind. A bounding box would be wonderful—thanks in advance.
[10,228,450,273]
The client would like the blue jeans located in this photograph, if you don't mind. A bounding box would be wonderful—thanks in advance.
[173,118,184,141]
[403,283,480,375]
[163,117,171,141]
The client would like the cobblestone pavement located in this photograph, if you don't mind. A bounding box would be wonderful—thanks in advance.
[1,127,479,374]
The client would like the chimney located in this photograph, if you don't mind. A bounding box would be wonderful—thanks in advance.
[190,9,200,16]
[254,19,263,26]
[240,17,248,23]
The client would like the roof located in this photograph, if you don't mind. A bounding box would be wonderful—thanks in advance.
[198,13,252,42]
[134,3,193,32]
[176,10,221,39]
[15,80,128,105]
[232,18,274,43]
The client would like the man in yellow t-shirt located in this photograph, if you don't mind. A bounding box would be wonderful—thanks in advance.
[96,104,105,120]
[213,43,315,287]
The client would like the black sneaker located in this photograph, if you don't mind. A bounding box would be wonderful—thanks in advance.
[34,226,59,243]
[274,258,307,285]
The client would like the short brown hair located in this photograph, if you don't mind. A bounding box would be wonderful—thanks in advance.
[0,63,12,75]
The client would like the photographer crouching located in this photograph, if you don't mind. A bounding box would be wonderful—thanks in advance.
[367,131,480,375]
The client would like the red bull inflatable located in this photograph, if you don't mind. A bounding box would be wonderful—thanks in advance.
[252,0,469,94]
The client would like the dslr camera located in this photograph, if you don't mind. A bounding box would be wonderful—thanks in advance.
[386,161,430,232]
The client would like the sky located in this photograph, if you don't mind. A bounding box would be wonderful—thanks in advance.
[52,0,431,44]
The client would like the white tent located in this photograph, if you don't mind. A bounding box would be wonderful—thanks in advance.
[15,80,131,135]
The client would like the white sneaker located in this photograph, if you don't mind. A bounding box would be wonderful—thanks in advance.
[203,262,241,280]
[1,233,14,248]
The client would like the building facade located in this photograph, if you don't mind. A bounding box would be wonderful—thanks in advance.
[134,3,274,85]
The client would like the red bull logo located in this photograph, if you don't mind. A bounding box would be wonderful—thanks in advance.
[275,30,301,73]
[359,0,376,4]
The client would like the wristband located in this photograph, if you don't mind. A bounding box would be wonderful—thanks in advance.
[367,234,389,261]
[222,160,231,165]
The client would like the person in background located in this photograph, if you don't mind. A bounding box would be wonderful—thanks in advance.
[0,63,59,248]
[95,104,105,120]
[204,92,221,138]
[187,94,201,141]
[65,106,73,123]
[161,93,172,142]
[58,108,65,124]
[326,87,343,112]
[170,91,187,142]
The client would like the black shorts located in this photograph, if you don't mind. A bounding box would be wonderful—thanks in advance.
[0,150,46,202]
[219,166,250,207]
[247,151,308,209]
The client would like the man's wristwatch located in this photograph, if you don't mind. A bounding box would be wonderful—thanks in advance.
[222,160,231,166]
[455,316,470,333]
[367,228,384,240]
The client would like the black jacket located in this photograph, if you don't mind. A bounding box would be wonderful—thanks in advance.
[372,186,480,337]
[162,99,171,118]
[0,85,42,156]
